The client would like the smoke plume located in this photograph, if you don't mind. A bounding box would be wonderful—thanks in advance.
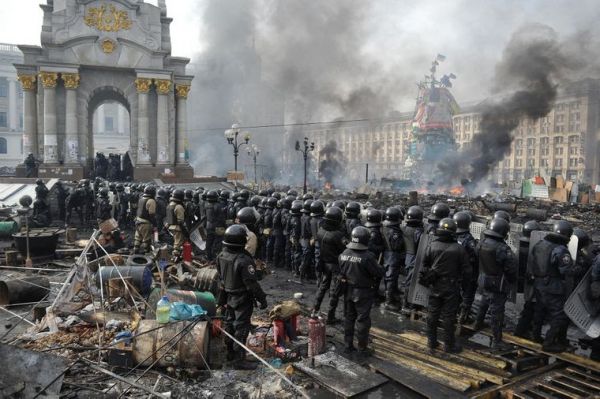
[319,141,347,185]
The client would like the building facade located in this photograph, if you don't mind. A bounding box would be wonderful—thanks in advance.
[304,79,600,186]
[0,43,24,167]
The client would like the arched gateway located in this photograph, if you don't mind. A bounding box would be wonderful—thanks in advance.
[15,0,193,179]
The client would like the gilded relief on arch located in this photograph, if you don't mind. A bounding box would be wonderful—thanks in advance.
[84,4,132,32]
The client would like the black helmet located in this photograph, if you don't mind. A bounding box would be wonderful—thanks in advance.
[259,189,269,197]
[220,190,231,201]
[271,192,282,200]
[36,179,43,185]
[406,206,424,223]
[553,220,573,240]
[239,189,250,201]
[109,182,116,190]
[332,200,346,211]
[193,191,201,202]
[493,210,511,223]
[310,200,325,217]
[55,180,63,186]
[324,206,343,225]
[573,227,590,250]
[250,195,261,208]
[485,218,510,239]
[302,193,314,201]
[206,190,219,202]
[291,200,303,215]
[99,188,109,198]
[521,220,540,241]
[260,198,269,208]
[144,185,156,197]
[116,184,124,192]
[347,226,370,250]
[437,218,457,236]
[384,207,402,226]
[236,207,257,226]
[428,202,450,222]
[172,189,185,202]
[345,202,361,217]
[223,224,248,248]
[285,195,296,203]
[302,199,313,213]
[453,211,472,233]
[365,209,382,227]
[185,189,193,200]
[266,197,278,209]
[287,189,298,197]
[281,198,292,210]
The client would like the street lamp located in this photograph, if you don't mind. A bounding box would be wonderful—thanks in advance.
[295,137,315,194]
[247,144,260,187]
[17,195,33,269]
[224,123,251,172]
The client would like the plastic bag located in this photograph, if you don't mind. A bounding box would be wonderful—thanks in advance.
[169,301,207,321]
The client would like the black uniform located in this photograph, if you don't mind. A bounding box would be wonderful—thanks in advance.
[590,255,600,360]
[457,231,478,322]
[474,234,517,343]
[56,185,68,221]
[368,225,385,261]
[155,195,167,234]
[65,189,85,225]
[300,212,314,279]
[313,224,347,321]
[382,224,405,301]
[216,247,267,361]
[31,199,51,227]
[282,209,292,270]
[421,234,471,350]
[310,215,324,278]
[345,217,362,239]
[425,220,439,235]
[205,201,226,260]
[84,185,95,223]
[288,213,302,275]
[184,198,197,231]
[117,190,130,227]
[96,196,112,224]
[401,223,424,305]
[339,248,384,351]
[514,237,535,338]
[263,208,275,265]
[529,235,573,350]
[271,208,285,268]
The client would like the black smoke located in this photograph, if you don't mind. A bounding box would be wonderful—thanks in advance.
[319,141,346,185]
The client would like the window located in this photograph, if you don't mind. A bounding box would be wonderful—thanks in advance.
[527,138,536,147]
[569,158,578,167]
[540,159,548,167]
[554,136,564,144]
[0,112,6,127]
[554,158,563,167]
[0,137,6,154]
[554,147,564,155]
[527,148,536,156]
[516,159,523,167]
[0,78,7,97]
[105,117,114,132]
[540,137,549,145]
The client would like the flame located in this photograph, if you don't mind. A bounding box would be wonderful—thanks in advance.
[324,182,334,191]
[448,186,465,196]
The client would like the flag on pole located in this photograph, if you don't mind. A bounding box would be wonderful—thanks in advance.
[436,54,446,62]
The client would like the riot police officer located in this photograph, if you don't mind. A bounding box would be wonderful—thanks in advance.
[514,221,541,338]
[271,198,285,268]
[454,211,479,324]
[236,207,258,257]
[96,188,112,226]
[65,188,85,226]
[473,217,516,349]
[32,198,51,227]
[205,190,226,260]
[264,197,277,267]
[82,179,95,223]
[184,189,196,231]
[166,189,187,261]
[155,188,168,237]
[340,226,384,356]
[216,225,267,369]
[426,202,450,235]
[133,185,157,254]
[420,218,471,353]
[55,180,68,221]
[344,202,362,239]
[401,206,424,311]
[281,198,293,270]
[288,200,303,276]
[310,200,326,281]
[299,200,314,281]
[382,207,405,311]
[35,179,49,202]
[115,184,129,227]
[529,220,574,352]
[493,210,511,223]
[365,209,384,261]
[313,206,347,324]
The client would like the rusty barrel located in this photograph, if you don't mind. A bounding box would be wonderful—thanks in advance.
[0,277,51,305]
[195,268,219,296]
[132,320,209,368]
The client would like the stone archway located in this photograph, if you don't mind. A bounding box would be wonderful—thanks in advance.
[15,0,194,179]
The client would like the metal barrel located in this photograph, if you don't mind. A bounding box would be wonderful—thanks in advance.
[132,320,209,368]
[146,288,216,318]
[126,255,154,268]
[0,221,18,238]
[525,208,548,221]
[97,266,153,297]
[194,268,219,296]
[0,277,51,305]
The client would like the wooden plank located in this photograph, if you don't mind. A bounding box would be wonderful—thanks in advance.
[293,352,388,398]
[367,357,465,399]
[551,379,593,397]
[560,372,600,391]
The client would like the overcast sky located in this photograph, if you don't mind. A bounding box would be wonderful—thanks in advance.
[1,0,598,107]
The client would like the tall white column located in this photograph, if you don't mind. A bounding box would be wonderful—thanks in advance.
[155,78,171,165]
[135,78,152,164]
[17,75,37,160]
[40,72,59,164]
[175,84,190,165]
[8,79,18,131]
[62,73,80,164]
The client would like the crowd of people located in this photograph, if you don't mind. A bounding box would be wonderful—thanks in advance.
[28,180,600,366]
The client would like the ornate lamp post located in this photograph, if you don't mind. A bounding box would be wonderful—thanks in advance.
[17,195,33,268]
[295,137,315,194]
[247,144,260,187]
[224,123,250,172]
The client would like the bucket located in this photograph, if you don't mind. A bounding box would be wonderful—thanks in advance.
[146,288,216,318]
[194,268,219,296]
[132,319,209,368]
[0,277,51,305]
[97,266,153,297]
[0,221,18,239]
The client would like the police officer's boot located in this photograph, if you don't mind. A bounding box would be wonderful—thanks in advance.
[542,327,568,353]
[383,289,400,311]
[491,329,511,350]
[458,306,471,325]
[473,308,487,330]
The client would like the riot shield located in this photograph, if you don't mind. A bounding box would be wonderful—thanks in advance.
[189,222,207,251]
[407,234,433,307]
[564,267,600,338]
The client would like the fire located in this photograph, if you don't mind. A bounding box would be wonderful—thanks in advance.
[448,186,465,196]
[324,182,334,191]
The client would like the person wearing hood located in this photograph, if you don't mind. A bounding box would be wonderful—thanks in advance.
[365,209,385,261]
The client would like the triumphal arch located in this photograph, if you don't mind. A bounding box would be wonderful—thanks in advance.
[15,0,194,179]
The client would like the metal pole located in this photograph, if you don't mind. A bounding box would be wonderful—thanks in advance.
[254,155,257,185]
[303,153,307,194]
[365,163,369,184]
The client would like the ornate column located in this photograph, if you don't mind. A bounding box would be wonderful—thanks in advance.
[39,72,59,163]
[17,75,37,160]
[62,73,80,164]
[135,78,152,165]
[175,84,191,165]
[155,78,171,165]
